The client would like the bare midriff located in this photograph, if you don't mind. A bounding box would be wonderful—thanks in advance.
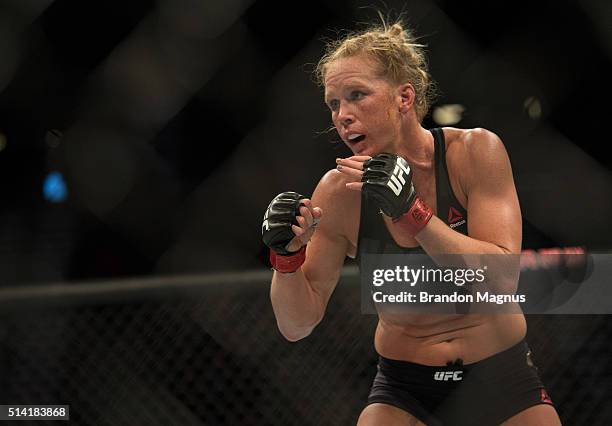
[374,313,526,365]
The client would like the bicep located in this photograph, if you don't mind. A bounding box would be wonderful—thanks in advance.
[300,170,354,309]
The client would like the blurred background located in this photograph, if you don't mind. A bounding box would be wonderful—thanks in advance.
[0,0,611,425]
[0,0,610,285]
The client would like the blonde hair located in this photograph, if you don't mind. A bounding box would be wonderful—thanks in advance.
[315,21,436,122]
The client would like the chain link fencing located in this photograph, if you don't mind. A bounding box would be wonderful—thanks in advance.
[0,269,609,425]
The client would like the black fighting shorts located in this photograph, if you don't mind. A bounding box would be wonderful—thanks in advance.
[367,340,554,426]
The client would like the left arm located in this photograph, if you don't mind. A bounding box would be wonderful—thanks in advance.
[413,130,522,294]
[337,130,522,292]
[415,129,522,256]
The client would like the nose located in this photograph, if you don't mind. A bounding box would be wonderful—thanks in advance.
[337,101,354,126]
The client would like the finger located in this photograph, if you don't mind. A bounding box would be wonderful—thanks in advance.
[300,198,312,208]
[300,227,316,244]
[338,155,371,163]
[312,207,322,227]
[299,204,312,218]
[304,208,314,227]
[346,155,372,162]
[296,215,307,228]
[292,224,305,236]
[298,198,314,216]
[299,199,318,218]
[336,164,364,180]
[299,206,314,227]
[345,182,364,191]
[337,157,367,171]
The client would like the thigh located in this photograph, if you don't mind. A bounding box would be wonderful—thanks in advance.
[501,404,561,426]
[357,403,426,426]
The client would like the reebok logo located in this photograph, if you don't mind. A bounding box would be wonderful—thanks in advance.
[540,389,553,404]
[448,207,466,229]
[434,371,463,381]
[448,207,463,223]
[449,220,466,229]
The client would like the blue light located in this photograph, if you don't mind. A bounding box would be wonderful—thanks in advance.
[43,171,68,203]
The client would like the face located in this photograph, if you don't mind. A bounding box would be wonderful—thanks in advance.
[324,55,402,156]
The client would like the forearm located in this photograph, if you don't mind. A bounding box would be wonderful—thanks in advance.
[415,217,521,293]
[270,269,324,341]
[415,216,514,255]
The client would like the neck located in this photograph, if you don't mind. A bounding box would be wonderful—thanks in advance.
[395,122,435,171]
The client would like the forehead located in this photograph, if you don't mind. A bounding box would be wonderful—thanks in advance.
[324,56,382,95]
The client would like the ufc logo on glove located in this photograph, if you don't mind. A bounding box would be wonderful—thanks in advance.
[387,158,412,196]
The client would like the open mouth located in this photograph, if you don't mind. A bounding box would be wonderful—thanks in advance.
[347,134,366,143]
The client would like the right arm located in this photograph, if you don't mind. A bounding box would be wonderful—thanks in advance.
[269,170,356,341]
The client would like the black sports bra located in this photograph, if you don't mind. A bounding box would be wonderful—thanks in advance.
[357,128,468,260]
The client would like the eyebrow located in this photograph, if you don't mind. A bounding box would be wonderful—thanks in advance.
[324,82,369,103]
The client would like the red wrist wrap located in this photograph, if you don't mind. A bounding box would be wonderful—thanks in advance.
[393,197,433,236]
[270,246,306,273]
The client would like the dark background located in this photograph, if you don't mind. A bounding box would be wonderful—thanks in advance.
[0,0,611,285]
[0,2,610,425]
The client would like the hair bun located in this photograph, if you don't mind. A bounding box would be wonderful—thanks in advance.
[388,23,405,38]
[315,18,437,122]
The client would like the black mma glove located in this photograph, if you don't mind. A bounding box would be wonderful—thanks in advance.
[362,153,432,235]
[262,191,307,272]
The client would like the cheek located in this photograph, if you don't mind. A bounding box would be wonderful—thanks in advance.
[364,95,396,121]
[385,107,401,125]
[366,104,398,132]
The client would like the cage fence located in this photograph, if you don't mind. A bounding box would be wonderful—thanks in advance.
[0,269,610,425]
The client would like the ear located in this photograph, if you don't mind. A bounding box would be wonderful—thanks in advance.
[398,83,415,114]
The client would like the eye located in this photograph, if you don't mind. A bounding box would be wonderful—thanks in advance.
[327,99,340,111]
[349,90,365,101]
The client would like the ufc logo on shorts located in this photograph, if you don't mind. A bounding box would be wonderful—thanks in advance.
[434,371,463,381]
[386,158,411,196]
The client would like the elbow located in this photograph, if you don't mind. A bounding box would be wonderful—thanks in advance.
[488,248,521,294]
[506,259,522,294]
[500,274,520,294]
[277,322,316,342]
[282,330,311,342]
[493,268,521,295]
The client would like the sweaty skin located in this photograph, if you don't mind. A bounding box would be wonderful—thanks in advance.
[271,55,525,364]
[270,52,561,426]
[309,126,526,365]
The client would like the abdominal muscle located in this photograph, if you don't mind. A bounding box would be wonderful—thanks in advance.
[374,313,527,365]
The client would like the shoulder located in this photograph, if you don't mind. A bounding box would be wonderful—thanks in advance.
[443,127,514,192]
[444,127,511,171]
[313,169,361,213]
[445,127,506,161]
[314,169,360,201]
[463,128,507,161]
[312,169,361,232]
